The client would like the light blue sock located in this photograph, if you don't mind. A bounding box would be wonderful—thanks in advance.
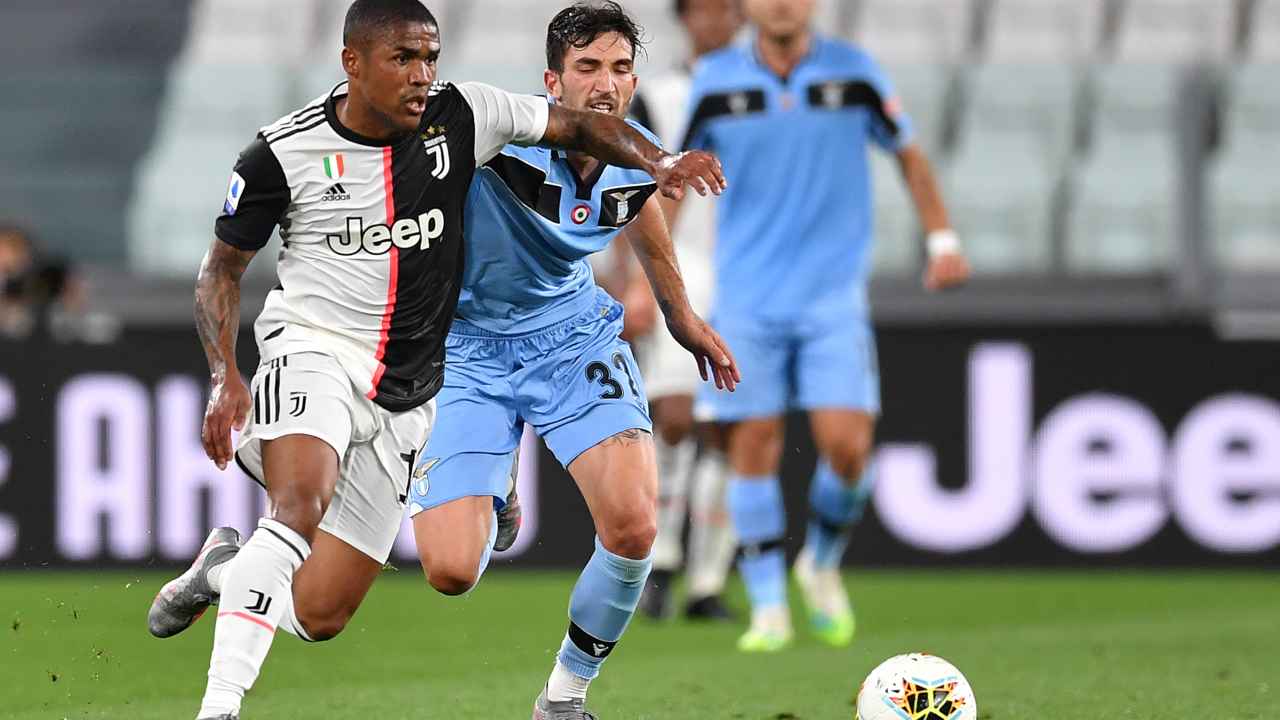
[727,474,787,610]
[555,537,652,679]
[804,459,872,570]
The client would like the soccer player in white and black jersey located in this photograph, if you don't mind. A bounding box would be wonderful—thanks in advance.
[142,2,727,718]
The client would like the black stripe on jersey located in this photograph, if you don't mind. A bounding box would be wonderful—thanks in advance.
[263,103,326,140]
[679,88,767,151]
[483,153,562,223]
[264,116,328,146]
[598,182,657,228]
[371,83,478,412]
[628,93,653,133]
[805,80,901,136]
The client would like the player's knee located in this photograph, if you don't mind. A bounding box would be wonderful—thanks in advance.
[266,492,326,543]
[656,415,694,446]
[296,602,355,642]
[827,438,872,483]
[600,515,657,560]
[423,552,481,596]
[426,565,480,596]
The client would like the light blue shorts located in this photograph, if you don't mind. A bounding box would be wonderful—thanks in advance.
[407,294,651,516]
[697,313,880,422]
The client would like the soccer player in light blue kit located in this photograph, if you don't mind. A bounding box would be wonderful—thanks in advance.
[406,3,738,718]
[670,0,971,652]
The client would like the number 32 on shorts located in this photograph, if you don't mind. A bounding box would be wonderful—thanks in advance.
[585,352,639,400]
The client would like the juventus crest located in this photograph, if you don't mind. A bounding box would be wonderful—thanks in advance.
[422,134,451,180]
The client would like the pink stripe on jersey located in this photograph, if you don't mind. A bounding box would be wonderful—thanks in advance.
[368,146,398,399]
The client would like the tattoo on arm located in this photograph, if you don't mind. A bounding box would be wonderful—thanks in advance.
[624,196,688,321]
[542,105,666,175]
[194,240,256,381]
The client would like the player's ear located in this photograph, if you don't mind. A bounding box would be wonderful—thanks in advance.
[544,69,562,100]
[342,46,361,79]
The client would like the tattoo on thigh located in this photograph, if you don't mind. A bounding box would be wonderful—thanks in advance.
[604,428,650,447]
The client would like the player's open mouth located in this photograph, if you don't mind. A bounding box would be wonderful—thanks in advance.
[405,97,426,114]
[588,101,614,114]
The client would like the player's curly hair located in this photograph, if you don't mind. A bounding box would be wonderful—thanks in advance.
[546,1,647,73]
[343,0,439,49]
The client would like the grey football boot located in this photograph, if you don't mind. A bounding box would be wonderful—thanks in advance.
[197,714,239,720]
[494,451,522,552]
[532,687,598,720]
[148,526,241,638]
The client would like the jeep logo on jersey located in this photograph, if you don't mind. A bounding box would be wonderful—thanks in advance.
[422,134,451,180]
[326,210,445,256]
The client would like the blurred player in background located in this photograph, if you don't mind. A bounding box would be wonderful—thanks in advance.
[625,0,744,622]
[144,1,727,718]
[671,0,970,652]
[403,3,735,718]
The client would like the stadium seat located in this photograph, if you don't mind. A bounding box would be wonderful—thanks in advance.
[1112,0,1238,62]
[1065,134,1179,273]
[852,0,977,64]
[182,0,321,67]
[961,63,1079,166]
[1088,63,1181,145]
[983,0,1107,62]
[1250,0,1280,61]
[1208,63,1280,271]
[943,132,1057,273]
[869,151,917,276]
[1065,63,1184,273]
[883,64,951,152]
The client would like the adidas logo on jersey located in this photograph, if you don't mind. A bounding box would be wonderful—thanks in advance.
[326,211,446,256]
[321,183,351,202]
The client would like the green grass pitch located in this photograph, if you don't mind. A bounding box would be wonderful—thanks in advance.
[2,569,1275,719]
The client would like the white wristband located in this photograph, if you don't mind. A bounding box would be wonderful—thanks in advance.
[927,229,960,259]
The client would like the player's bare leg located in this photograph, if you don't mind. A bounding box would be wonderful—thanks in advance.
[534,428,657,719]
[795,409,876,647]
[725,416,792,652]
[413,495,496,595]
[640,394,696,619]
[196,434,379,718]
[684,421,735,620]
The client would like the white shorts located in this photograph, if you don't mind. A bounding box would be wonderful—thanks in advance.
[234,351,436,563]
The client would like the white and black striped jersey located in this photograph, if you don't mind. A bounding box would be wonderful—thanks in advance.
[215,81,548,412]
[630,66,715,313]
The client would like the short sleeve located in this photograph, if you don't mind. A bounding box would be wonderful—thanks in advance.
[862,56,915,153]
[455,82,551,165]
[213,136,289,251]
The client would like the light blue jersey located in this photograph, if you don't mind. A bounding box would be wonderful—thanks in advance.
[408,118,661,515]
[683,34,913,324]
[456,119,660,335]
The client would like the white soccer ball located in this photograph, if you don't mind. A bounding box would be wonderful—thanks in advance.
[855,653,977,720]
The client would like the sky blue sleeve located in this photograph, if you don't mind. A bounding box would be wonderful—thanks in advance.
[861,53,915,153]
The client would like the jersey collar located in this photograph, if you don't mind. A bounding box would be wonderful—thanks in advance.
[749,30,822,85]
[324,81,413,148]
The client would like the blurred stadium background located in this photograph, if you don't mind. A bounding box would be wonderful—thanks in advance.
[1,1,1278,718]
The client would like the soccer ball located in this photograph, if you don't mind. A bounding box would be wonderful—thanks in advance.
[855,653,976,720]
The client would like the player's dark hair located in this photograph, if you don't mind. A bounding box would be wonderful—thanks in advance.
[343,0,438,49]
[546,1,647,73]
[673,0,687,15]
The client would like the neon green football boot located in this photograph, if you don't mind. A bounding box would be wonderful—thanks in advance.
[794,547,856,647]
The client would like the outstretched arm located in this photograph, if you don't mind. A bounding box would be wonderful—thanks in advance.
[896,144,970,290]
[622,195,739,391]
[543,105,727,201]
[195,239,256,469]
